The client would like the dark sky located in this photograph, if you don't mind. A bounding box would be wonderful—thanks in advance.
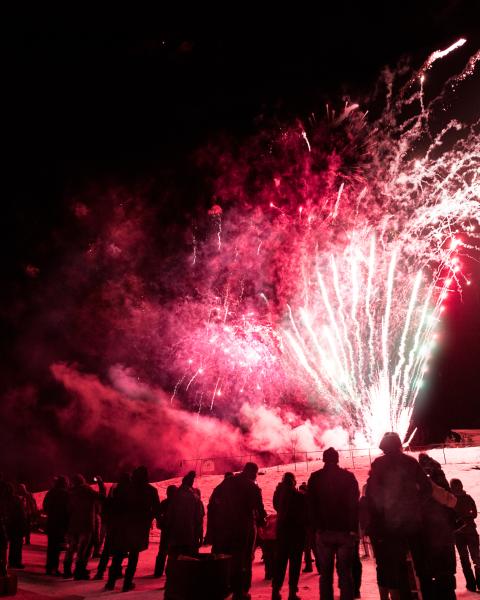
[2,5,480,484]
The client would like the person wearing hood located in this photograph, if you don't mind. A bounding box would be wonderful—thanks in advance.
[63,473,105,580]
[307,447,359,600]
[366,432,432,600]
[165,471,203,558]
[271,472,307,600]
[450,478,479,592]
[43,475,70,576]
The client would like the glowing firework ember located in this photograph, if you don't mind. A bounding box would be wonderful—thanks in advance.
[167,38,479,446]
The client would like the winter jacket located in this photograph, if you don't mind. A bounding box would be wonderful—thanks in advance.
[109,481,161,553]
[165,485,204,550]
[366,451,431,537]
[67,484,103,536]
[307,464,359,533]
[43,486,70,535]
[273,482,307,539]
[453,490,477,533]
[210,472,266,547]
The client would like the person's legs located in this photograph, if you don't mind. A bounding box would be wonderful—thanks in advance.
[106,552,124,590]
[456,537,476,589]
[123,550,139,591]
[335,533,355,600]
[74,532,92,578]
[351,541,362,597]
[63,533,77,576]
[466,530,480,588]
[316,531,336,600]
[8,535,24,567]
[46,531,62,573]
[154,533,168,577]
[287,538,303,598]
[272,537,289,595]
[262,540,276,580]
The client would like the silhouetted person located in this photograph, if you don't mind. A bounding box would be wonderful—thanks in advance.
[154,484,177,577]
[165,472,203,558]
[17,484,37,545]
[450,478,479,592]
[299,482,316,574]
[0,482,11,576]
[271,472,307,600]
[63,473,105,580]
[308,447,359,600]
[366,432,432,600]
[257,513,277,580]
[418,453,457,599]
[94,472,131,581]
[206,471,233,552]
[106,466,160,592]
[43,475,70,576]
[210,462,267,600]
[3,483,27,569]
[91,476,106,558]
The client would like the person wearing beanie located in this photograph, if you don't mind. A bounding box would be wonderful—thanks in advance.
[366,432,432,599]
[307,447,360,600]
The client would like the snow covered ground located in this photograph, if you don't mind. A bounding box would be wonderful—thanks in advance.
[19,446,480,599]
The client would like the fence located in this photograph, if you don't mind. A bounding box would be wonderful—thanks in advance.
[177,442,480,477]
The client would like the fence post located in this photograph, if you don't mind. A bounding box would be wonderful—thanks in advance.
[442,445,447,465]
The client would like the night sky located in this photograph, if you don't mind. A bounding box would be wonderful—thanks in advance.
[3,6,480,487]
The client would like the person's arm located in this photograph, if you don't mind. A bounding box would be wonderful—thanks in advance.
[348,474,360,534]
[467,495,478,520]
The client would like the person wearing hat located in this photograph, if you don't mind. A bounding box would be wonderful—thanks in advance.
[307,447,360,600]
[366,432,432,600]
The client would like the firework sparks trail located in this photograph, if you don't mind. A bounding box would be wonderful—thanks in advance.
[167,38,479,446]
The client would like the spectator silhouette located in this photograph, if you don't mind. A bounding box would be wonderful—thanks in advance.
[418,455,457,599]
[63,473,105,580]
[210,462,266,600]
[271,472,307,600]
[450,477,479,592]
[94,472,131,581]
[307,447,359,600]
[366,432,432,600]
[17,483,37,545]
[257,512,277,580]
[3,483,27,570]
[0,482,11,576]
[154,484,177,577]
[43,475,69,576]
[206,471,233,552]
[165,471,203,558]
[299,481,316,574]
[106,466,160,592]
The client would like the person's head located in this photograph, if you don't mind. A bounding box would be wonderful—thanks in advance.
[418,453,432,468]
[166,485,177,499]
[132,466,149,485]
[450,478,463,494]
[323,447,339,465]
[182,470,196,488]
[17,483,27,496]
[54,475,69,490]
[224,471,234,480]
[379,432,403,454]
[299,482,307,493]
[72,474,86,487]
[282,472,296,488]
[243,462,259,481]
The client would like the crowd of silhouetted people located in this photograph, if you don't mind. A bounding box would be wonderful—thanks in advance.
[0,432,479,599]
